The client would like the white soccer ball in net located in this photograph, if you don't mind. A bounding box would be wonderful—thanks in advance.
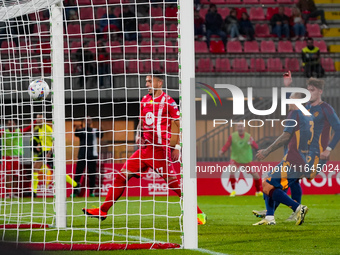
[28,79,50,101]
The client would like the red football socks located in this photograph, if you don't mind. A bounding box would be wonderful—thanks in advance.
[101,173,127,213]
[230,177,236,190]
[254,178,262,192]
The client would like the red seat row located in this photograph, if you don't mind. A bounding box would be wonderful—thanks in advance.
[200,0,298,4]
[196,57,335,72]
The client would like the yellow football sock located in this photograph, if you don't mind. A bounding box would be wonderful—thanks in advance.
[44,165,52,187]
[33,172,39,193]
[66,174,77,187]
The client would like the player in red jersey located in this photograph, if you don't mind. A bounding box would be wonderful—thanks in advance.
[83,75,207,225]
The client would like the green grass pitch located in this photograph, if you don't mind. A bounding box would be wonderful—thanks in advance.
[1,195,340,255]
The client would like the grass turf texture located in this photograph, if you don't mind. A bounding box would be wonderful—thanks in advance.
[1,195,340,255]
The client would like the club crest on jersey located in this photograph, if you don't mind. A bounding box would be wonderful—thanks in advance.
[314,112,319,117]
[145,112,155,125]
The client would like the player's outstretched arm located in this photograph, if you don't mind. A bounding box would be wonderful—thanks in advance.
[256,132,291,160]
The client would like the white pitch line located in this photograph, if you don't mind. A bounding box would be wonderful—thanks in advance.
[194,248,231,255]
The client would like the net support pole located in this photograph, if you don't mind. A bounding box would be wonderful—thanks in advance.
[179,0,198,249]
[51,1,66,229]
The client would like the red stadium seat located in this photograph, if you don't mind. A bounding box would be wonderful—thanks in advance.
[33,23,49,33]
[267,58,283,72]
[260,41,276,53]
[266,7,278,20]
[67,23,81,38]
[70,41,81,54]
[76,0,90,5]
[80,7,94,20]
[277,0,293,4]
[201,0,226,3]
[244,41,259,53]
[260,0,276,4]
[195,41,209,53]
[151,7,163,20]
[83,24,95,38]
[165,6,177,20]
[285,58,300,72]
[96,7,106,19]
[197,58,213,72]
[307,24,322,37]
[152,23,166,38]
[236,8,247,19]
[0,41,17,53]
[157,40,174,54]
[166,59,179,73]
[278,41,293,53]
[314,40,328,53]
[43,58,51,74]
[321,58,335,72]
[249,7,265,21]
[284,7,292,17]
[124,40,138,54]
[113,6,121,17]
[140,40,156,54]
[199,8,208,19]
[168,24,178,38]
[244,0,259,4]
[93,0,107,4]
[218,7,230,19]
[139,23,151,38]
[250,58,266,72]
[227,41,242,53]
[112,60,125,74]
[232,58,248,72]
[144,60,163,73]
[215,58,231,72]
[107,40,122,54]
[210,40,225,53]
[86,40,96,54]
[295,40,306,52]
[126,60,138,73]
[226,0,242,4]
[255,24,270,37]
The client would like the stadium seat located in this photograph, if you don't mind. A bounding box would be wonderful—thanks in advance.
[86,40,96,54]
[321,58,335,72]
[112,60,125,73]
[278,41,293,53]
[113,6,121,17]
[140,40,156,54]
[107,41,122,54]
[232,58,248,72]
[199,8,208,19]
[295,40,307,52]
[70,41,81,54]
[195,41,209,53]
[76,0,90,5]
[165,6,177,20]
[260,0,276,4]
[33,23,49,33]
[93,0,107,4]
[244,0,259,4]
[249,7,265,21]
[266,7,278,20]
[314,40,328,53]
[260,41,276,53]
[218,7,230,19]
[151,7,163,20]
[166,59,179,73]
[143,59,163,73]
[236,8,247,19]
[138,23,151,38]
[109,0,129,3]
[284,7,292,17]
[244,41,259,53]
[124,40,138,54]
[226,0,242,4]
[0,41,17,54]
[227,41,242,53]
[197,58,213,72]
[267,58,283,72]
[152,23,166,38]
[83,24,95,38]
[210,40,225,53]
[67,23,81,38]
[277,0,293,4]
[96,7,106,19]
[201,0,226,3]
[126,60,138,73]
[80,7,94,20]
[250,58,266,72]
[157,40,174,54]
[167,24,178,38]
[255,24,270,37]
[285,58,300,72]
[43,58,51,74]
[215,58,231,72]
[307,24,322,37]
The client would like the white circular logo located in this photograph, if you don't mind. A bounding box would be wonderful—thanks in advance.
[145,112,155,125]
[221,170,254,195]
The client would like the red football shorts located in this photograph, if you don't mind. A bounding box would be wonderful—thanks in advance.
[123,144,176,178]
[2,156,20,176]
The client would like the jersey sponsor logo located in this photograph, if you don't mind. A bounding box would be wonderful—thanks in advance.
[221,170,254,195]
[145,112,155,125]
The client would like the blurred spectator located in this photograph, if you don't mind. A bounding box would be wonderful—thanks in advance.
[97,41,112,88]
[65,0,78,20]
[120,6,137,41]
[239,12,255,41]
[205,4,227,47]
[194,9,205,40]
[75,43,96,87]
[194,0,201,10]
[99,6,120,33]
[225,9,245,41]
[297,0,328,29]
[270,6,290,40]
[302,37,324,78]
[290,7,305,40]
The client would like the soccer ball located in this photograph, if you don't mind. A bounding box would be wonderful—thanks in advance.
[28,79,50,101]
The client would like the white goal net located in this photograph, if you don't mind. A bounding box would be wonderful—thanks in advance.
[0,0,196,250]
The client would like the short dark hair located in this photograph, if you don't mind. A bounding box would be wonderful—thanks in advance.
[209,4,216,9]
[306,37,313,42]
[307,77,325,90]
